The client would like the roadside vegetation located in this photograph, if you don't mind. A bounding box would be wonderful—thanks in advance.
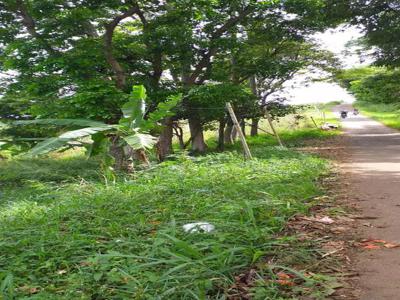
[0,0,361,298]
[0,106,342,299]
[336,67,400,129]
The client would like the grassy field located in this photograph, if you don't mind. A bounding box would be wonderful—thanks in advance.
[0,110,340,299]
[355,102,400,130]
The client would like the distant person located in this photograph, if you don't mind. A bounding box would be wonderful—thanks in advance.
[353,108,359,115]
[341,111,348,119]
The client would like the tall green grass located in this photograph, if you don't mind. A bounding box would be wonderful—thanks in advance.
[355,102,400,129]
[0,141,329,299]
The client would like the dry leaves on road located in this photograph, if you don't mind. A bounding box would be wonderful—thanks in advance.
[358,239,400,250]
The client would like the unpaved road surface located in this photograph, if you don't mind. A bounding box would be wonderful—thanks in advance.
[336,105,400,299]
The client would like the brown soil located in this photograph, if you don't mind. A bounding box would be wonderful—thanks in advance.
[334,104,400,300]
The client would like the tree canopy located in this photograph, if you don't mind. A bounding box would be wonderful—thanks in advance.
[0,0,347,158]
[349,1,400,67]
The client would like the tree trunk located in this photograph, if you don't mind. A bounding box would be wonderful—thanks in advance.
[157,117,174,161]
[251,118,259,136]
[232,125,238,141]
[224,120,234,145]
[173,122,185,149]
[110,137,132,172]
[188,116,207,153]
[135,149,150,167]
[217,118,225,151]
[240,119,246,137]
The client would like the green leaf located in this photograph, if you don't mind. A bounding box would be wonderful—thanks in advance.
[123,133,158,150]
[132,85,147,102]
[121,85,147,128]
[142,94,181,131]
[13,119,106,128]
[86,132,110,158]
[26,126,113,156]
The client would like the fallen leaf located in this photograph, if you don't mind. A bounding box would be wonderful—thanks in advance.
[384,243,400,249]
[276,279,295,286]
[363,244,380,250]
[370,239,386,243]
[277,272,292,280]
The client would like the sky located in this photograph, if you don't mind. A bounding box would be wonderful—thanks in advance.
[283,24,373,105]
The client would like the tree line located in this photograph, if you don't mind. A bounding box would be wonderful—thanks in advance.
[1,0,398,167]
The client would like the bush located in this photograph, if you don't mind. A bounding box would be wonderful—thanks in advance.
[336,67,400,105]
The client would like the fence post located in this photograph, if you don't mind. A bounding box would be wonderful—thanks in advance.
[226,102,252,160]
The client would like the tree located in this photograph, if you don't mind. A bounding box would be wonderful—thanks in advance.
[349,1,400,67]
[336,67,400,105]
[0,0,347,161]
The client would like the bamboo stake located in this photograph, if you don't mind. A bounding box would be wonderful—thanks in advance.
[226,102,252,160]
[310,116,319,129]
[264,108,284,147]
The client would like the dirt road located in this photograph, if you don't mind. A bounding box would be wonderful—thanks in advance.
[336,105,400,299]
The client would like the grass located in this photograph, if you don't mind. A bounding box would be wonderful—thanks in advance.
[0,110,341,299]
[355,102,400,129]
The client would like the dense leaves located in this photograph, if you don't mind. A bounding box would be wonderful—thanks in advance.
[0,0,346,154]
[336,67,400,105]
[349,0,400,67]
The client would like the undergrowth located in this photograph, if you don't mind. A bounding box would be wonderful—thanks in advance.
[355,102,400,130]
[0,130,336,299]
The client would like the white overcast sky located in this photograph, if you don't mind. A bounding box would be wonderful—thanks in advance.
[283,24,372,104]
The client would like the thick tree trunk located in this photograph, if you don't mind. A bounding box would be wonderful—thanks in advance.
[251,118,259,136]
[224,120,234,145]
[217,118,226,151]
[188,116,207,153]
[110,137,132,172]
[157,117,174,161]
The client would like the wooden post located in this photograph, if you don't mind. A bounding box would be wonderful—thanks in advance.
[226,102,252,160]
[264,108,284,147]
[310,116,319,129]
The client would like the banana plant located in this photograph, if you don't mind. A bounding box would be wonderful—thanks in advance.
[12,85,180,168]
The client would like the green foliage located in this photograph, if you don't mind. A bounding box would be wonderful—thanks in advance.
[13,85,180,158]
[185,83,257,123]
[335,67,383,89]
[337,67,400,105]
[355,102,400,130]
[0,145,329,299]
[123,133,158,151]
[349,1,400,67]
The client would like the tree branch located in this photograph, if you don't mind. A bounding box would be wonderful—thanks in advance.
[104,6,139,90]
[14,0,55,54]
[187,5,254,84]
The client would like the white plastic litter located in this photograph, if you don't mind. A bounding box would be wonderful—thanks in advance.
[321,123,338,131]
[183,222,215,233]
